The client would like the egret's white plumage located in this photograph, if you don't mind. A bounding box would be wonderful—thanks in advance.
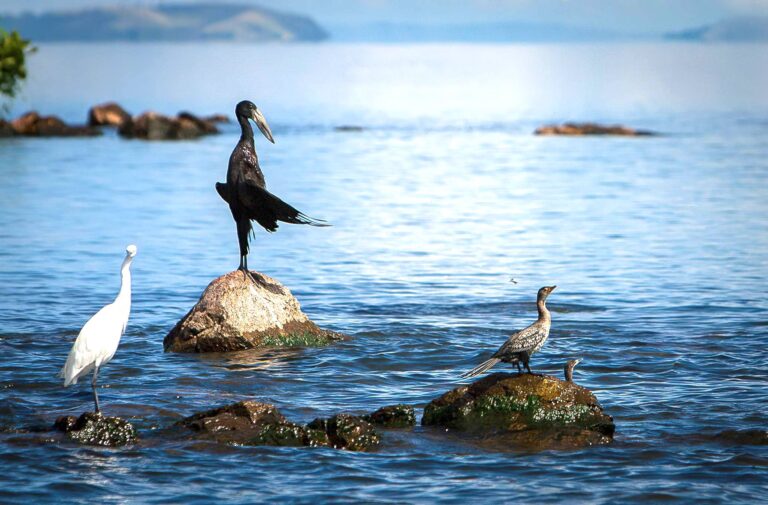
[60,244,137,412]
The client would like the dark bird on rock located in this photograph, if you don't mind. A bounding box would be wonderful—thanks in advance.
[461,286,557,378]
[215,100,328,280]
[564,358,582,383]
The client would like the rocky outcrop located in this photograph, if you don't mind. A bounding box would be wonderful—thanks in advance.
[164,271,344,353]
[534,122,655,136]
[0,120,15,137]
[118,111,219,140]
[363,404,416,428]
[178,401,378,451]
[203,113,230,123]
[307,414,381,451]
[54,412,137,446]
[9,111,101,137]
[88,102,132,128]
[422,373,614,450]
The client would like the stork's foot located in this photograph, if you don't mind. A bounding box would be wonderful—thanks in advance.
[238,267,270,288]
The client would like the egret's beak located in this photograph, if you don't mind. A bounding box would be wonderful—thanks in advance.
[251,108,274,144]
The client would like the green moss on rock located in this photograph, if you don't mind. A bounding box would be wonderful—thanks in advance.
[363,404,416,428]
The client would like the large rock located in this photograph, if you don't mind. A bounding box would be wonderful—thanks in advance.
[118,111,219,140]
[10,111,101,137]
[53,412,137,446]
[422,373,614,450]
[88,102,132,128]
[164,271,344,353]
[363,404,416,428]
[534,122,655,136]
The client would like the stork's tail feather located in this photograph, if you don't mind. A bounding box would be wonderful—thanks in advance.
[461,358,501,379]
[293,212,331,227]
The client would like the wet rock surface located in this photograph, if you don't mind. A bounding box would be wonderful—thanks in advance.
[178,401,377,450]
[164,270,345,353]
[53,412,137,446]
[118,111,219,140]
[88,102,132,128]
[308,414,381,451]
[535,122,656,136]
[8,111,101,137]
[363,404,416,428]
[422,373,614,450]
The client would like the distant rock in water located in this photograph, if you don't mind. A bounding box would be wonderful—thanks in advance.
[422,373,615,450]
[164,270,345,353]
[666,16,768,42]
[88,102,132,128]
[8,111,101,137]
[0,3,329,43]
[535,123,656,136]
[0,120,15,137]
[204,114,231,123]
[334,125,364,132]
[54,412,136,446]
[178,400,379,450]
[118,111,219,140]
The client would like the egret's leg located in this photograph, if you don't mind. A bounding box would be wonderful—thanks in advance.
[91,367,101,413]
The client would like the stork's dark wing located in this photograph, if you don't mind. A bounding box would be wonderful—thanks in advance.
[215,182,230,203]
[238,179,330,232]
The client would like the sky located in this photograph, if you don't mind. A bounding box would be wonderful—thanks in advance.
[2,0,768,33]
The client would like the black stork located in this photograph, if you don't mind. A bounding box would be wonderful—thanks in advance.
[215,100,328,280]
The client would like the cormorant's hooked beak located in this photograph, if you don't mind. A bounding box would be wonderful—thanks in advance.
[251,108,274,144]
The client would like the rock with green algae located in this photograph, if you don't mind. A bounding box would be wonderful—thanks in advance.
[53,412,137,447]
[308,414,381,451]
[164,271,345,353]
[363,404,416,428]
[422,372,614,450]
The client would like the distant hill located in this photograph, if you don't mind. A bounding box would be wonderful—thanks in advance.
[330,21,626,43]
[666,16,768,42]
[0,3,328,42]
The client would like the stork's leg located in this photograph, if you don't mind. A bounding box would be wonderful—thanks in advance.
[91,366,101,414]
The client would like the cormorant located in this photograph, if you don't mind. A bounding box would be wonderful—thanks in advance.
[215,100,328,279]
[564,358,582,383]
[461,286,557,378]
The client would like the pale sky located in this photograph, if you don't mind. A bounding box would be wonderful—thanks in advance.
[2,0,768,32]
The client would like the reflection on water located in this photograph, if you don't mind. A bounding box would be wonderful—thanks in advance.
[0,43,767,503]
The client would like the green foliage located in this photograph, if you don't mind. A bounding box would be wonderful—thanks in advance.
[0,30,35,103]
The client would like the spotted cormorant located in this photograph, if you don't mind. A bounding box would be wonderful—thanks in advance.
[215,101,328,278]
[461,286,557,378]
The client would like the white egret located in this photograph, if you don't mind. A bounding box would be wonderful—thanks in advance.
[60,244,137,413]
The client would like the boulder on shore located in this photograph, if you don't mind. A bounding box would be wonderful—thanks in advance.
[534,122,655,136]
[10,111,101,137]
[53,412,137,446]
[118,111,219,140]
[88,102,132,128]
[164,270,345,353]
[422,373,614,451]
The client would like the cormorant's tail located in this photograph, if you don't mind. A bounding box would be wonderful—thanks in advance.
[461,358,501,379]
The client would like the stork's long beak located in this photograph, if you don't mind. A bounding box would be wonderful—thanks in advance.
[251,108,275,144]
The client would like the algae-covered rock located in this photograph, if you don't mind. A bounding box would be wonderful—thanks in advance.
[164,271,345,353]
[308,414,380,451]
[423,373,614,450]
[178,400,328,447]
[534,122,655,136]
[53,412,136,446]
[363,404,416,428]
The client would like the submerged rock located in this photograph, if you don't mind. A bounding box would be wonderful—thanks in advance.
[10,111,101,137]
[422,373,614,450]
[164,270,344,353]
[363,404,416,428]
[53,412,136,446]
[534,122,655,136]
[118,111,219,140]
[88,102,132,128]
[308,414,380,451]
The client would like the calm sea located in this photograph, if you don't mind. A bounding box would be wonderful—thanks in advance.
[1,43,767,503]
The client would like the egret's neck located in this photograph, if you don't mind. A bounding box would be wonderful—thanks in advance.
[116,256,133,305]
[237,115,254,142]
[537,298,551,323]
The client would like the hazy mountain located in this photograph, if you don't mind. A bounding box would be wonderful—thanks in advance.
[666,16,768,42]
[330,21,628,43]
[0,3,328,42]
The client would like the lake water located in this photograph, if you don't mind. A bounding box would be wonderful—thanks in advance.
[1,43,767,503]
